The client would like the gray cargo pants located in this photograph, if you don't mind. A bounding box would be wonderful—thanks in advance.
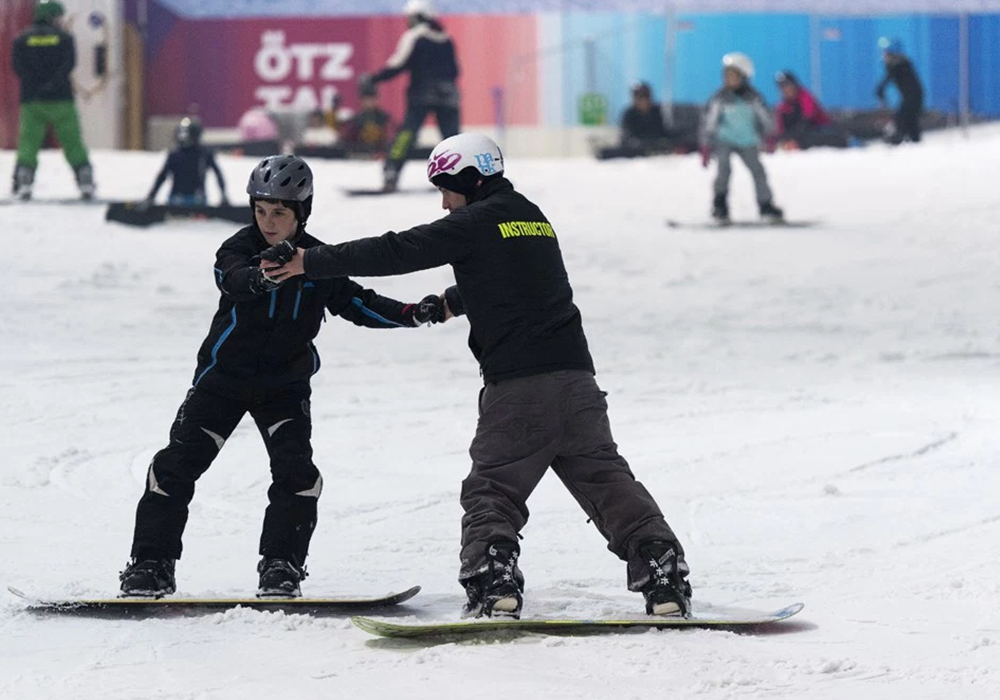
[459,370,683,579]
[714,143,774,205]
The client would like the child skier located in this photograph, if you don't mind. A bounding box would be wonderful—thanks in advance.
[700,52,783,224]
[119,155,445,599]
[144,117,228,207]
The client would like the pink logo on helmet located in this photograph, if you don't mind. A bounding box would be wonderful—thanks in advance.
[427,151,462,179]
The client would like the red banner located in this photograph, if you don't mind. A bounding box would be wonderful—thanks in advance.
[0,0,35,149]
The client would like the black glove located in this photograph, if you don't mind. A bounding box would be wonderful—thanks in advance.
[408,294,445,326]
[250,267,283,294]
[261,240,296,265]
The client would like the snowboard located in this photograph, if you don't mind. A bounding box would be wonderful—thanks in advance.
[666,219,818,230]
[0,196,108,206]
[105,202,250,228]
[353,602,804,638]
[344,188,436,197]
[7,584,420,616]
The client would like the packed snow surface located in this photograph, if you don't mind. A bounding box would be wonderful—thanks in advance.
[1,127,998,699]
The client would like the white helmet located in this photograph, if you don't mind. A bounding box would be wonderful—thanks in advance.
[722,52,754,79]
[427,133,504,194]
[403,0,436,18]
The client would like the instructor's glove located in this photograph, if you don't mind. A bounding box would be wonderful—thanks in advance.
[699,146,711,169]
[260,240,297,265]
[406,294,446,326]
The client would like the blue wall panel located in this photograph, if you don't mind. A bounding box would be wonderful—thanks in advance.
[970,15,1000,114]
[674,14,811,106]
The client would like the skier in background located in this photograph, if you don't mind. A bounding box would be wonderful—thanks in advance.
[10,0,95,201]
[876,38,924,145]
[774,70,848,150]
[143,117,228,207]
[359,0,460,192]
[119,155,445,599]
[700,52,783,224]
[258,134,693,621]
[620,81,670,151]
[340,80,394,154]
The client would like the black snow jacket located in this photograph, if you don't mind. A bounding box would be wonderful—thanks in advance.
[149,145,226,201]
[371,19,459,107]
[193,225,418,394]
[877,56,924,107]
[301,177,595,383]
[12,20,76,102]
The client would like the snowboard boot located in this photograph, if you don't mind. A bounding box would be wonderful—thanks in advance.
[460,540,524,619]
[711,193,730,224]
[382,167,399,193]
[759,201,784,223]
[119,558,176,598]
[627,540,692,616]
[257,557,307,598]
[74,163,96,200]
[12,165,34,201]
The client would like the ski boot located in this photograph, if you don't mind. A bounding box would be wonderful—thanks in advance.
[257,557,307,598]
[627,540,692,616]
[711,193,730,225]
[75,163,96,201]
[759,201,784,224]
[12,165,34,201]
[119,558,176,598]
[460,540,524,619]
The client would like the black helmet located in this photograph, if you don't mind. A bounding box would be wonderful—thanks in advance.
[246,155,313,201]
[775,70,799,87]
[174,117,202,147]
[631,81,652,99]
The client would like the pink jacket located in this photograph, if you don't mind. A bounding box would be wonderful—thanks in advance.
[775,87,831,135]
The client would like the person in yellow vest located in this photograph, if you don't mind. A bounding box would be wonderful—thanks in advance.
[11,0,95,200]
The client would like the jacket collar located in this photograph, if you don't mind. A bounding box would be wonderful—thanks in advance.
[470,175,513,204]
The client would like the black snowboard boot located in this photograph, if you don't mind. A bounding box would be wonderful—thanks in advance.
[257,557,307,598]
[627,540,692,616]
[711,193,730,224]
[460,541,524,619]
[74,163,95,200]
[119,558,176,598]
[12,165,34,201]
[759,200,784,222]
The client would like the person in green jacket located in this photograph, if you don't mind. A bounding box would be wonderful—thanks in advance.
[11,0,95,200]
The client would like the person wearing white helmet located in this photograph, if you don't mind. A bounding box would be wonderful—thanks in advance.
[359,0,460,192]
[261,133,693,620]
[700,52,783,223]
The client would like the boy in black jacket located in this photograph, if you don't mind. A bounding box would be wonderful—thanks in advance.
[261,135,692,620]
[120,155,444,599]
[876,37,924,144]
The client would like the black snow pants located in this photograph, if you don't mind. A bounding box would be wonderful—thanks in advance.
[891,99,923,144]
[130,382,321,566]
[384,96,460,183]
[458,370,683,581]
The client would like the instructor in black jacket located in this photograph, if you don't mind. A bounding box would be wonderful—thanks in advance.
[360,0,460,192]
[261,134,692,620]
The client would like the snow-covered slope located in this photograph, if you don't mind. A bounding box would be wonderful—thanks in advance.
[1,128,998,699]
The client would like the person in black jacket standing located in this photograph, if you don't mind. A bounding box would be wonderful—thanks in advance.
[261,134,692,620]
[143,117,228,207]
[119,155,444,599]
[10,0,94,200]
[876,37,924,144]
[360,0,460,192]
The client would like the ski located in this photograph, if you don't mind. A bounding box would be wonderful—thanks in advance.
[8,584,420,616]
[666,219,818,230]
[353,602,804,638]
